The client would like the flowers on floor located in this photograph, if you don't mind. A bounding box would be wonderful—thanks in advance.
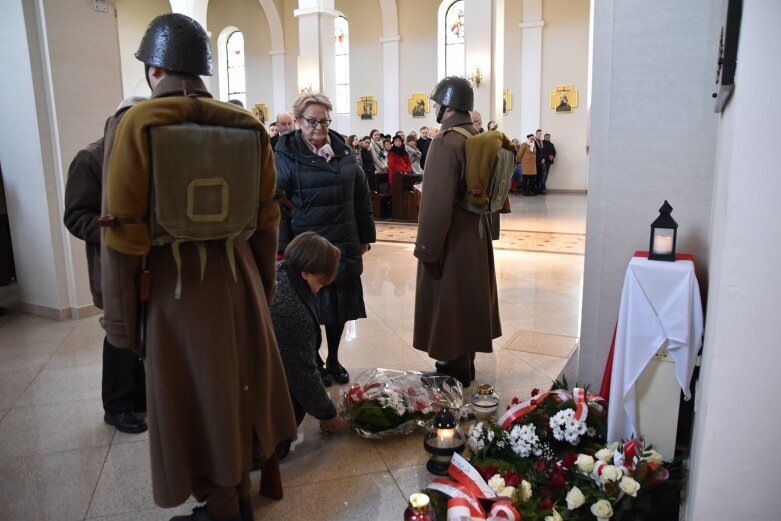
[339,368,463,438]
[424,386,681,520]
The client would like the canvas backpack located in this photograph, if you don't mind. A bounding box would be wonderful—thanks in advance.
[446,127,515,236]
[147,122,262,298]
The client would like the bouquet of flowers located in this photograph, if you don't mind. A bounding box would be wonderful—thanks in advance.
[339,368,463,439]
[470,386,608,462]
[427,439,679,521]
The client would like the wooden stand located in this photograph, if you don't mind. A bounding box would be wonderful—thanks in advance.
[391,172,422,221]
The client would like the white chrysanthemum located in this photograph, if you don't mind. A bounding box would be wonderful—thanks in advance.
[507,424,543,457]
[550,409,588,445]
[487,474,506,493]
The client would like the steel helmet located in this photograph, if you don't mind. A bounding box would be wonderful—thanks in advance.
[135,13,213,76]
[429,76,474,112]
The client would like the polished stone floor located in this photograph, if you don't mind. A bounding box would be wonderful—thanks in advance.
[0,193,586,520]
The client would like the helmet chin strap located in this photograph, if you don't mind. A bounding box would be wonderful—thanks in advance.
[436,105,447,124]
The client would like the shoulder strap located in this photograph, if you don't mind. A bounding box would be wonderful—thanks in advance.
[447,126,473,140]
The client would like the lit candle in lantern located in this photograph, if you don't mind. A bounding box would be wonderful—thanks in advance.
[653,234,674,255]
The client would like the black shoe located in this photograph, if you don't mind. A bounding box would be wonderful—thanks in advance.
[170,505,241,521]
[239,496,254,521]
[318,366,333,387]
[326,361,350,384]
[434,361,471,388]
[104,412,147,434]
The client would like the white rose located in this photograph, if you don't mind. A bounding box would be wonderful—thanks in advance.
[544,508,564,521]
[520,480,533,502]
[590,499,614,520]
[487,474,505,493]
[595,448,614,463]
[643,449,663,465]
[599,464,621,483]
[576,454,595,473]
[608,441,620,452]
[619,476,641,497]
[499,486,516,498]
[566,486,586,510]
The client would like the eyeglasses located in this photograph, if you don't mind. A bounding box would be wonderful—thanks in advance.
[302,117,331,129]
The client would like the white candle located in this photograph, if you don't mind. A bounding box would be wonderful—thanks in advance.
[653,235,674,255]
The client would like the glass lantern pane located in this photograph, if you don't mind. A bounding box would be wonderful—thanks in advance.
[652,228,674,254]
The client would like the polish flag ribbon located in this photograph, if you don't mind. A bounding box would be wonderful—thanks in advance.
[573,387,588,423]
[429,477,485,518]
[449,453,496,499]
[499,388,585,429]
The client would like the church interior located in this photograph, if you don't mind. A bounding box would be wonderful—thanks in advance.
[0,0,779,520]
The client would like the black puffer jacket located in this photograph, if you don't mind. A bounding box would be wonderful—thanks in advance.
[275,130,376,282]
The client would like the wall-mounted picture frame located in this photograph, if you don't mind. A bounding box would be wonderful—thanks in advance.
[252,103,269,123]
[357,96,378,120]
[407,93,430,117]
[550,85,578,113]
[503,89,512,114]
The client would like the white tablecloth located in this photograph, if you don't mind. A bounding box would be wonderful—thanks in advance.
[607,257,704,442]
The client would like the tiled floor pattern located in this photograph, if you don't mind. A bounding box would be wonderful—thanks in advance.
[375,222,585,255]
[0,194,586,520]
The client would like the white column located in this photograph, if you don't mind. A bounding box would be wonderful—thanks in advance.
[380,35,400,132]
[269,48,287,114]
[294,1,337,98]
[519,0,543,135]
[463,0,504,123]
[169,0,212,92]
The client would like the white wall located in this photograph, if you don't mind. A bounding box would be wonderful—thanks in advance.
[539,0,589,192]
[0,0,123,318]
[116,0,171,98]
[578,0,721,388]
[686,2,781,519]
[208,0,274,108]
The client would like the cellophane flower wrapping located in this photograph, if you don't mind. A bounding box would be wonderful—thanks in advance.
[339,368,463,439]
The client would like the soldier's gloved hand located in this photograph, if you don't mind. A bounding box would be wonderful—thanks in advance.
[423,261,442,280]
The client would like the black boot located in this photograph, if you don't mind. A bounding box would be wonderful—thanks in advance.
[170,506,240,521]
[434,361,471,388]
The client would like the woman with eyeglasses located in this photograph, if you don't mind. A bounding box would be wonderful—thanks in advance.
[274,93,376,387]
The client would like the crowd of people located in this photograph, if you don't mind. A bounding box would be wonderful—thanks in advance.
[60,12,556,521]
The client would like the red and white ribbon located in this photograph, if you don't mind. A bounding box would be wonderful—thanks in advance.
[429,477,485,518]
[499,388,586,429]
[487,498,521,520]
[573,387,588,422]
[449,453,496,499]
[446,497,474,520]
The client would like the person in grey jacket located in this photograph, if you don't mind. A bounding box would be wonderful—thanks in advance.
[405,134,424,174]
[271,232,350,458]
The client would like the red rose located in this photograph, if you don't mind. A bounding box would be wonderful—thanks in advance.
[478,465,499,482]
[511,397,520,405]
[534,459,547,472]
[538,497,554,510]
[503,470,523,487]
[547,472,566,490]
[561,452,578,469]
[531,388,540,397]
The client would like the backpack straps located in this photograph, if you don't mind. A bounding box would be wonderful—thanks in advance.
[447,126,473,140]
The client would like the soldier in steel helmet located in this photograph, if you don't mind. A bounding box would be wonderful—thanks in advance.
[100,13,296,521]
[412,76,502,388]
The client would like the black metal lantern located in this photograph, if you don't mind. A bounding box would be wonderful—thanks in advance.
[648,200,678,261]
[423,409,465,476]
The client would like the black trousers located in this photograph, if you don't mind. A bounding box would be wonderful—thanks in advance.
[102,336,146,415]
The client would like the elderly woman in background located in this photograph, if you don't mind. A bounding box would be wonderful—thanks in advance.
[274,93,376,386]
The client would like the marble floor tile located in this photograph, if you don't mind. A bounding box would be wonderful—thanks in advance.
[14,364,102,407]
[0,341,61,373]
[0,445,108,521]
[0,398,114,459]
[87,440,159,518]
[0,369,36,409]
[504,330,580,358]
[331,333,430,374]
[0,312,74,348]
[251,470,408,521]
[279,415,389,487]
[87,503,198,521]
[46,317,105,368]
[0,408,8,421]
[473,350,553,392]
[390,464,438,504]
[372,431,429,471]
[512,351,569,381]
